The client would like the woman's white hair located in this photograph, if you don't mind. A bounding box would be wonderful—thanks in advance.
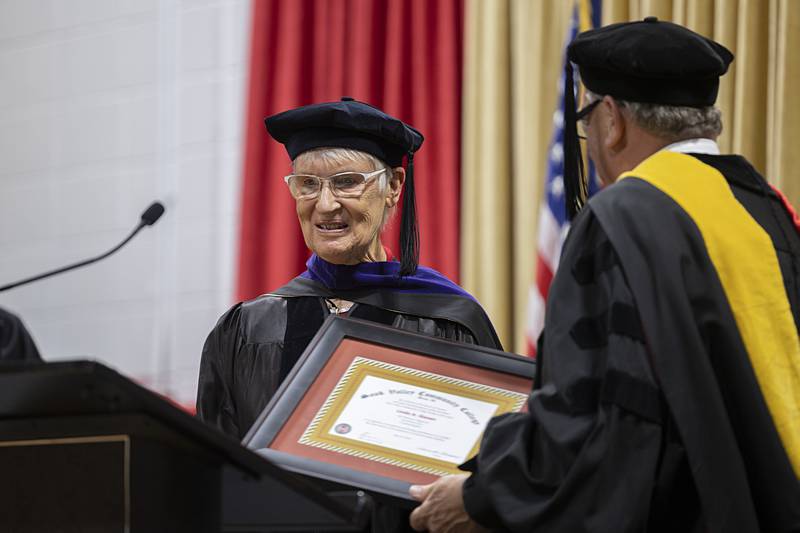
[292,147,390,191]
[585,90,723,140]
[292,147,398,228]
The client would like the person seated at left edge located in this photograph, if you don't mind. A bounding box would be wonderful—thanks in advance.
[0,307,42,362]
[197,97,502,531]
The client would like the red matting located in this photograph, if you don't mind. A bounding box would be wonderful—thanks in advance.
[267,338,532,485]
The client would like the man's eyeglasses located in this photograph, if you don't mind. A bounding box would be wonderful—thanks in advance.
[576,98,601,140]
[284,168,386,199]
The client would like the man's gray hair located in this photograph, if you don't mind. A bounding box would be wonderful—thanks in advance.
[585,90,723,140]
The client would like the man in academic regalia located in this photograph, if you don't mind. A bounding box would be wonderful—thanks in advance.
[409,18,800,533]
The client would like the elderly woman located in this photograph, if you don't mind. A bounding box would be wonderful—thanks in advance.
[197,97,500,441]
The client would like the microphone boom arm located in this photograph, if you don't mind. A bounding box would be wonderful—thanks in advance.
[0,201,164,294]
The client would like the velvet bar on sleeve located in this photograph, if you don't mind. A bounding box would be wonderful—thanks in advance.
[463,210,680,532]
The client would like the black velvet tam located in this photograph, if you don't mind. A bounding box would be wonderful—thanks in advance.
[567,16,733,107]
[264,97,425,276]
[264,97,424,166]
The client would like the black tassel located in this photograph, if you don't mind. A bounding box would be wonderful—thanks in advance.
[563,60,587,220]
[399,151,420,276]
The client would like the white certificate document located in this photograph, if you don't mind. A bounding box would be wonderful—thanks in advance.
[298,357,529,476]
[327,374,499,464]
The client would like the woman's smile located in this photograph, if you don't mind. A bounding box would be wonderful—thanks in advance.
[314,221,350,234]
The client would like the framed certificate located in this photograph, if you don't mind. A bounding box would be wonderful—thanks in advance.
[244,316,535,500]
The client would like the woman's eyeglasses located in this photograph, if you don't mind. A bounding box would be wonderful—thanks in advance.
[284,168,386,199]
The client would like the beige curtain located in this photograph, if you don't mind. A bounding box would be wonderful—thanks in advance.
[462,0,573,351]
[462,0,800,352]
[603,0,800,197]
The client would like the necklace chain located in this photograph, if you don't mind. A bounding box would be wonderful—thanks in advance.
[326,298,353,315]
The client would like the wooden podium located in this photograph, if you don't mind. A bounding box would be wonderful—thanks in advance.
[0,361,371,532]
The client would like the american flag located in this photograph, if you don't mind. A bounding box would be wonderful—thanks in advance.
[526,1,600,356]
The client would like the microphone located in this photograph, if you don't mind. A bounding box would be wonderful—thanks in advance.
[0,201,166,293]
[140,202,165,226]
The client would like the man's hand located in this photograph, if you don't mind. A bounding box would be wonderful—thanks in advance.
[408,474,487,533]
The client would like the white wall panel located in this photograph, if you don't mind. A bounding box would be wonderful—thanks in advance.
[0,0,250,407]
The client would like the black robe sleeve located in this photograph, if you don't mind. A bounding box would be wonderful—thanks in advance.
[198,295,296,440]
[197,303,246,438]
[0,307,42,361]
[461,210,690,532]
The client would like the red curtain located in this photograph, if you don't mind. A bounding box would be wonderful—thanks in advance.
[238,0,464,301]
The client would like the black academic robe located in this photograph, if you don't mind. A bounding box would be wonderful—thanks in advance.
[197,277,501,439]
[462,153,800,532]
[0,307,42,361]
[197,275,501,532]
